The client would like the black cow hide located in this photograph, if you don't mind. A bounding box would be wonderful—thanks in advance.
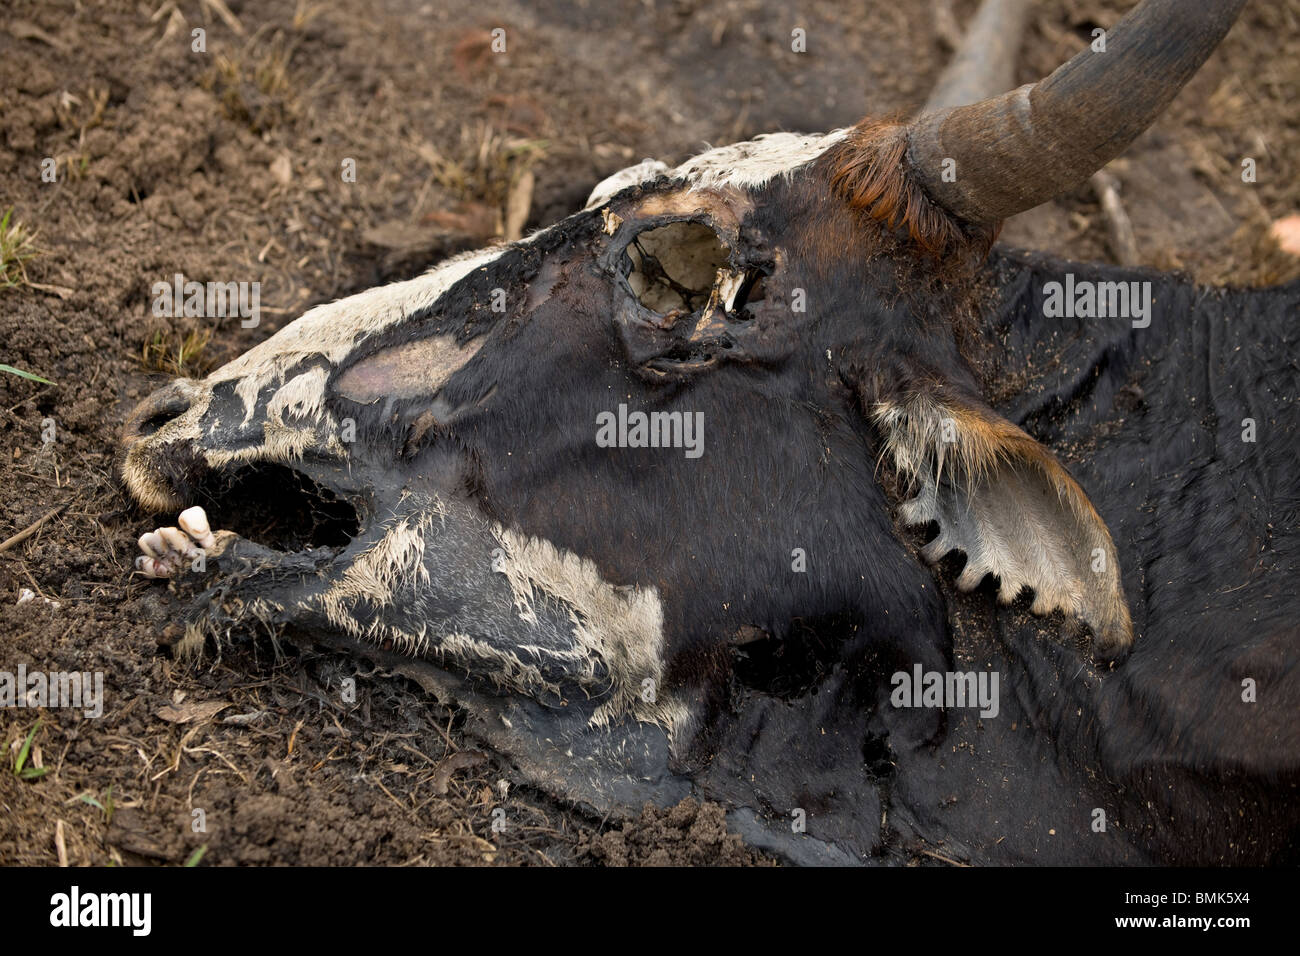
[298,248,1300,866]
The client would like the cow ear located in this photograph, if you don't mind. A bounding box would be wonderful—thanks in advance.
[870,381,1134,659]
[335,335,484,406]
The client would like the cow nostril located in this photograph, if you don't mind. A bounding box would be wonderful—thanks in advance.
[122,382,199,445]
[137,409,179,436]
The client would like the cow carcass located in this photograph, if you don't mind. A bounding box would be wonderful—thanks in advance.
[119,0,1300,864]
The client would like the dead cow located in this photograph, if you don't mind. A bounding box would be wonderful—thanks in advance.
[121,0,1300,864]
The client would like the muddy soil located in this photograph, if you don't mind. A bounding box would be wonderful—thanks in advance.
[1,0,1296,866]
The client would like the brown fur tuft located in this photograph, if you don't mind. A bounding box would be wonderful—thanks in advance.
[826,121,998,258]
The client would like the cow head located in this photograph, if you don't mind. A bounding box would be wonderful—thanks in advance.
[121,0,1242,745]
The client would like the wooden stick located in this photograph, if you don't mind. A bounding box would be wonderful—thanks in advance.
[1092,169,1141,267]
[0,503,67,555]
[925,0,1033,112]
[55,819,69,867]
[918,846,970,867]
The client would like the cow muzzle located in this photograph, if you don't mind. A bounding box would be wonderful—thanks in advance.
[121,379,207,448]
[122,373,362,557]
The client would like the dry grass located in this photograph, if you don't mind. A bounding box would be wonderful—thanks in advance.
[53,86,109,181]
[140,327,215,377]
[0,208,41,290]
[414,124,547,236]
[291,0,326,31]
[203,30,302,132]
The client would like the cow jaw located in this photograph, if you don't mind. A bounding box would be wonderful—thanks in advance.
[129,493,688,741]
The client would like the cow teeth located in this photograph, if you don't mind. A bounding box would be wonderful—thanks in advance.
[178,506,216,550]
[135,555,171,578]
[138,531,166,558]
[136,508,224,579]
[159,526,196,557]
[717,268,746,312]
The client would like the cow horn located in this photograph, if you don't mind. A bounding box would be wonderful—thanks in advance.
[906,0,1247,225]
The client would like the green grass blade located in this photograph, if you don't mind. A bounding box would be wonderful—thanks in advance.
[0,364,54,385]
[14,719,41,774]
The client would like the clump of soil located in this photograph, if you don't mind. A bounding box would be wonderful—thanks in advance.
[577,799,775,867]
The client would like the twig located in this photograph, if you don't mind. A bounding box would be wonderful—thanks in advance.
[0,503,67,555]
[918,847,970,867]
[26,281,76,299]
[55,819,68,866]
[1091,169,1141,267]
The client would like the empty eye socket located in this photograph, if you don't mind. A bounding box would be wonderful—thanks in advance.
[625,221,730,314]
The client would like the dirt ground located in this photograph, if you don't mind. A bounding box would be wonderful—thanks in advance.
[1,0,1296,866]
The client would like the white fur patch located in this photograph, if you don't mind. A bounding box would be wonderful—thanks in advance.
[491,525,684,732]
[266,367,330,426]
[586,130,850,210]
[309,497,686,737]
[125,247,511,504]
[316,510,440,652]
[585,158,671,210]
